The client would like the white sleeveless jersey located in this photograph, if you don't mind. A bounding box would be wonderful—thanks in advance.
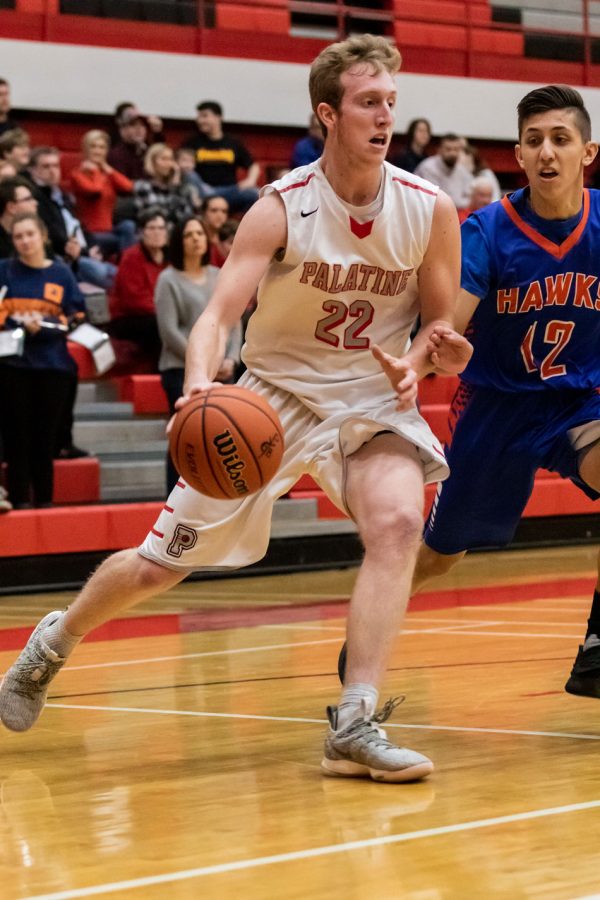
[242,159,439,417]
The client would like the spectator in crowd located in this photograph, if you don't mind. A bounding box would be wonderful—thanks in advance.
[201,195,229,266]
[155,214,241,491]
[0,212,85,508]
[0,129,31,173]
[462,144,502,201]
[392,118,432,173]
[175,147,214,202]
[290,113,324,169]
[108,106,165,181]
[415,132,473,210]
[217,219,238,263]
[458,176,495,223]
[133,143,197,225]
[0,79,18,137]
[181,101,259,213]
[71,130,136,257]
[0,160,16,181]
[0,176,37,257]
[26,146,117,290]
[108,208,168,367]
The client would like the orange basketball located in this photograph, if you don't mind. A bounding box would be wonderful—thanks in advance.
[168,386,285,499]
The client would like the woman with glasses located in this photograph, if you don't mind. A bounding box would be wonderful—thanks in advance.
[108,207,169,369]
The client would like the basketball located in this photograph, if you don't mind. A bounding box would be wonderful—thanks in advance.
[168,385,285,499]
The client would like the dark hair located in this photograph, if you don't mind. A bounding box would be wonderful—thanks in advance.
[440,132,460,144]
[406,118,431,145]
[30,145,60,168]
[0,176,33,215]
[0,79,9,89]
[138,206,167,229]
[218,219,238,242]
[168,215,210,270]
[114,101,135,120]
[201,194,229,215]
[517,84,591,141]
[196,101,223,118]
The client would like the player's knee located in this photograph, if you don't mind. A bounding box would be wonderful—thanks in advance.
[361,504,423,555]
[579,439,600,492]
[114,548,184,593]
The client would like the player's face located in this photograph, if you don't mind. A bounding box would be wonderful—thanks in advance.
[321,65,396,165]
[516,109,597,202]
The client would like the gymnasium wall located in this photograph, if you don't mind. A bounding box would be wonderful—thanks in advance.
[4,36,600,142]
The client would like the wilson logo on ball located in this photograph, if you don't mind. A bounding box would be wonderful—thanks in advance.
[213,429,249,495]
[259,433,282,458]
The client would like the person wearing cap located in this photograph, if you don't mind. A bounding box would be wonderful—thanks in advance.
[180,101,259,214]
[108,106,165,182]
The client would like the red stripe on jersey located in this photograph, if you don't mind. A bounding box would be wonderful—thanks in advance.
[350,216,374,239]
[151,527,164,538]
[164,505,174,513]
[176,481,186,488]
[279,172,315,193]
[501,190,590,260]
[392,176,437,197]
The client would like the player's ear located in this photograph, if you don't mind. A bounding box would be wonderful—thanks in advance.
[514,142,526,171]
[583,140,599,168]
[317,102,336,135]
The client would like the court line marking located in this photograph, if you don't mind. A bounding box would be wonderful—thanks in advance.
[45,703,600,741]
[21,799,600,900]
[43,637,346,672]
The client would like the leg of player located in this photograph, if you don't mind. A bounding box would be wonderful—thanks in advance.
[566,439,600,698]
[0,550,186,732]
[337,543,466,683]
[322,432,434,782]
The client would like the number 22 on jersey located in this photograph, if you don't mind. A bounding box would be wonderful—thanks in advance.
[315,299,375,349]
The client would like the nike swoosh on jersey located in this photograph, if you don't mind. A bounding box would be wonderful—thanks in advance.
[300,208,319,217]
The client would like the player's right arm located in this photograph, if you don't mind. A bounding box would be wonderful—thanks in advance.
[180,192,287,403]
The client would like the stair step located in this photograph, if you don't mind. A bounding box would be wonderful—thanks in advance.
[75,401,135,419]
[73,419,167,454]
[76,381,120,404]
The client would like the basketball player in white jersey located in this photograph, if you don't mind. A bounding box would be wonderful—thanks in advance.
[0,35,471,782]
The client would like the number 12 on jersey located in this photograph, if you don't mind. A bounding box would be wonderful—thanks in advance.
[315,299,375,349]
[520,319,575,379]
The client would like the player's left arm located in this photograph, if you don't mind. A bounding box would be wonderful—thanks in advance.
[373,191,471,409]
[407,190,472,378]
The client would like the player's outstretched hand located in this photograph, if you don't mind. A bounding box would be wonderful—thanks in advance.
[372,344,418,411]
[426,326,473,375]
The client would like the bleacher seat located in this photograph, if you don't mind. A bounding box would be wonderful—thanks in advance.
[215,3,289,32]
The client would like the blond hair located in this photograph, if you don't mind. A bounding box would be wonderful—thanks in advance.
[81,129,110,154]
[309,34,401,137]
[144,142,174,179]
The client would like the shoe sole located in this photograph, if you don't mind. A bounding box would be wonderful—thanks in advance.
[320,757,433,783]
[565,677,600,698]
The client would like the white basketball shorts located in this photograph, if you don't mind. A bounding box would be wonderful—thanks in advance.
[138,371,448,572]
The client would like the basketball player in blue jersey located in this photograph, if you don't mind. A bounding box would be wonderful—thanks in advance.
[380,84,600,699]
[0,35,472,783]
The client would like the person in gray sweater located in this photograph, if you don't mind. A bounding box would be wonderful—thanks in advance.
[155,214,241,491]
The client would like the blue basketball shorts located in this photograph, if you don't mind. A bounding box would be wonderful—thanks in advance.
[423,383,600,555]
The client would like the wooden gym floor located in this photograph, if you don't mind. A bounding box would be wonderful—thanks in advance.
[1,544,599,900]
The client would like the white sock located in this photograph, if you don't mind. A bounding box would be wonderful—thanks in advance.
[336,683,379,731]
[584,633,600,651]
[42,612,82,658]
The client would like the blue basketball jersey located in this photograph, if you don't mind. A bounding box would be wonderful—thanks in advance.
[459,187,600,391]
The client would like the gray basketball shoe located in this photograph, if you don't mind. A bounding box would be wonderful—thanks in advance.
[321,697,434,783]
[0,611,67,732]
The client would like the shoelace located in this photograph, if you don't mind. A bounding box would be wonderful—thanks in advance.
[12,645,62,691]
[350,696,406,748]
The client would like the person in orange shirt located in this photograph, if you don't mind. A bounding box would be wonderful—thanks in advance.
[71,130,136,258]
